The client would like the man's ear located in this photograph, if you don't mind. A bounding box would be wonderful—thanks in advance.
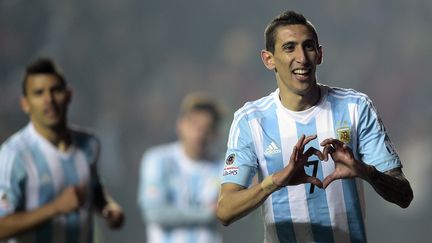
[317,45,323,65]
[20,96,30,114]
[261,50,276,70]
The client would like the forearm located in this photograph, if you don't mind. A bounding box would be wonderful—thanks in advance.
[93,184,118,213]
[144,205,215,227]
[217,180,276,226]
[0,202,57,239]
[364,166,413,208]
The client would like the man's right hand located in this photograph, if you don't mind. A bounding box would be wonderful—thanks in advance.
[52,185,86,215]
[272,134,324,189]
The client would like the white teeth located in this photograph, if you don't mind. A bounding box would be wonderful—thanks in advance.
[293,69,310,75]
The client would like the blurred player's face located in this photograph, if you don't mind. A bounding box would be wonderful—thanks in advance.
[262,24,322,96]
[177,110,215,160]
[21,74,71,131]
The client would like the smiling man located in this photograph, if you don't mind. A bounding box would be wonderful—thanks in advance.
[0,58,124,242]
[216,10,413,243]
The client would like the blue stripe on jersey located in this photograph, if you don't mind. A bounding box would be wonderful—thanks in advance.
[188,228,194,243]
[329,97,366,242]
[61,157,80,243]
[30,145,54,243]
[262,114,297,242]
[296,119,334,243]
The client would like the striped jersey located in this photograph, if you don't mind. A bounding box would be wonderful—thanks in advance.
[222,84,401,243]
[138,142,222,243]
[0,123,100,243]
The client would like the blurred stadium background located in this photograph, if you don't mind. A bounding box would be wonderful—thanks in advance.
[1,0,431,242]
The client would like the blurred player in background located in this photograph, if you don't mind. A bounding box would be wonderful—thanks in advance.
[217,10,413,243]
[138,93,224,243]
[0,58,124,242]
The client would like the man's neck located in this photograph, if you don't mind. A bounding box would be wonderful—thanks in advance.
[278,83,321,111]
[32,122,71,151]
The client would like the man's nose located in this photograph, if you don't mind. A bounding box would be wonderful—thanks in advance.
[295,48,307,64]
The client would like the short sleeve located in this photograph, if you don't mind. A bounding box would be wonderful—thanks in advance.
[0,146,26,216]
[221,113,258,187]
[357,97,401,172]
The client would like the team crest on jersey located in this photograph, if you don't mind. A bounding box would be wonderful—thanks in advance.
[337,127,351,143]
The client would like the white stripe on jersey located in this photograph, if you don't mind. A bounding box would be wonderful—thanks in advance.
[250,120,266,175]
[0,148,15,189]
[23,151,40,211]
[250,119,281,243]
[316,100,350,243]
[277,108,314,243]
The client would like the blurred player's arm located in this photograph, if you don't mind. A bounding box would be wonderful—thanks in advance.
[143,205,216,227]
[365,167,413,208]
[92,169,124,229]
[0,186,82,240]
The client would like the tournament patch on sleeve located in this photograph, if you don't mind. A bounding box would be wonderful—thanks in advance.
[223,153,239,176]
[0,189,14,215]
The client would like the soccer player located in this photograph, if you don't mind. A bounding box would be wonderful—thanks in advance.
[138,93,223,243]
[216,10,413,243]
[0,58,124,242]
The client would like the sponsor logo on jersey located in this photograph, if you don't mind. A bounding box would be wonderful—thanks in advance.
[264,142,281,155]
[337,127,351,143]
[223,166,239,176]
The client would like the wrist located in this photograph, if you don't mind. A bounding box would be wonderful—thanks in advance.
[364,165,379,182]
[260,174,281,194]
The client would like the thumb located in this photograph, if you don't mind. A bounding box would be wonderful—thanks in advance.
[322,173,338,189]
[305,176,323,189]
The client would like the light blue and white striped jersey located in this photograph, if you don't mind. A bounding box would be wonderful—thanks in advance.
[138,142,222,243]
[222,84,401,243]
[0,123,101,243]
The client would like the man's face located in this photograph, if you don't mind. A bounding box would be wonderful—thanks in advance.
[264,24,322,96]
[177,110,215,157]
[21,74,71,129]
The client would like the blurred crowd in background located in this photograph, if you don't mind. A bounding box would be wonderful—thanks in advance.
[1,0,431,242]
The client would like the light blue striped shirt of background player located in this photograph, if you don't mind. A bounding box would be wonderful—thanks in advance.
[0,123,101,243]
[221,84,401,243]
[138,142,223,243]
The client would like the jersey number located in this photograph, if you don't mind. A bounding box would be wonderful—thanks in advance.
[305,160,319,194]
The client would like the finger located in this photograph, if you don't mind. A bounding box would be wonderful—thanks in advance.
[322,173,338,188]
[290,146,298,162]
[303,147,324,161]
[305,176,323,189]
[303,134,317,146]
[295,134,306,153]
[299,134,317,153]
[320,138,344,148]
[321,145,334,161]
